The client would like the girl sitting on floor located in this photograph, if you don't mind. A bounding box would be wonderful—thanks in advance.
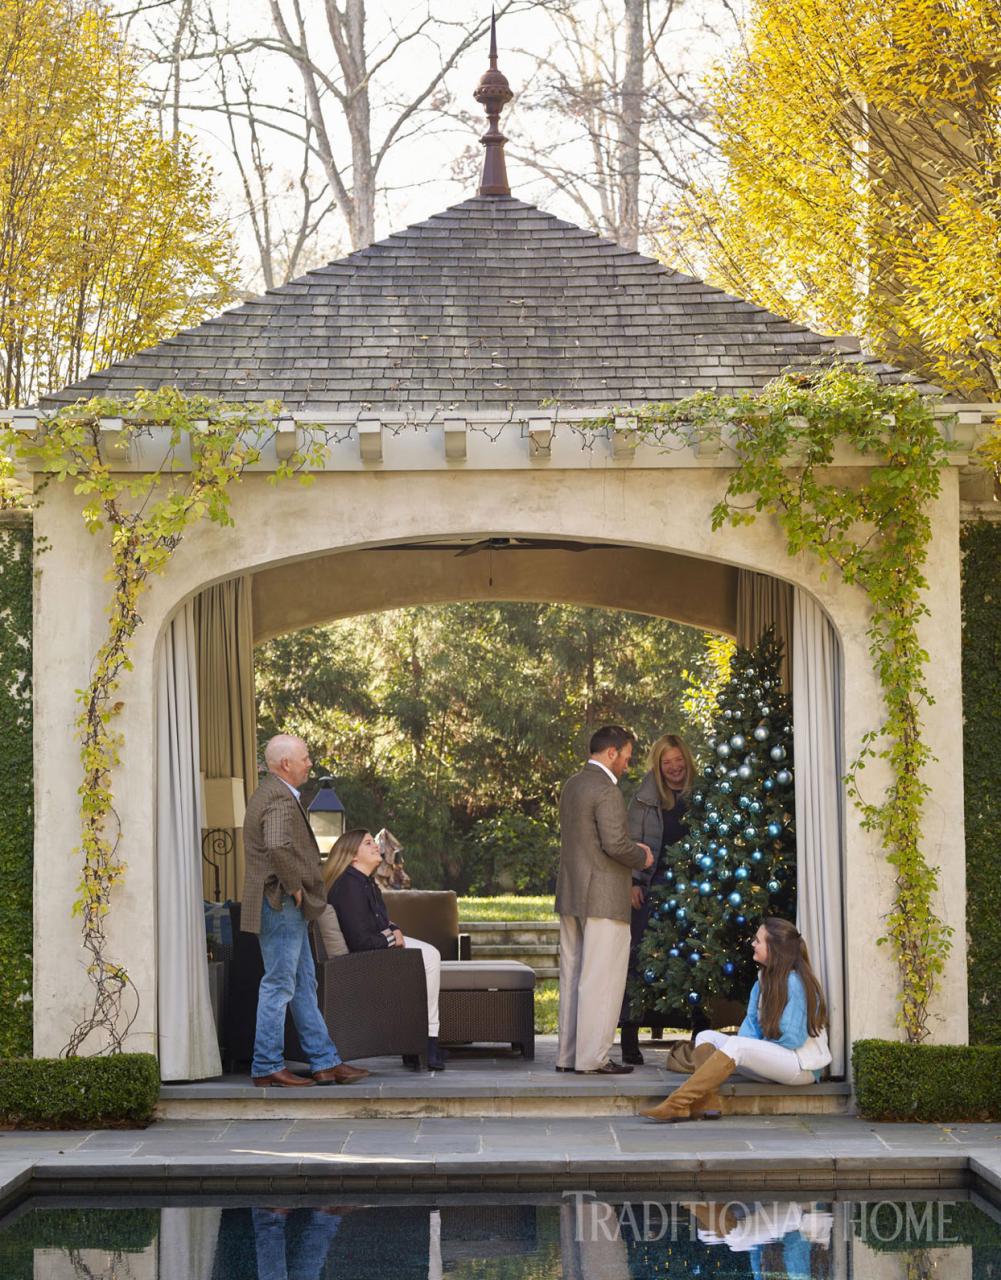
[640,917,831,1124]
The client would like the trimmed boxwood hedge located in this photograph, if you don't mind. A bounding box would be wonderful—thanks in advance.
[853,1039,1001,1121]
[962,521,1001,1045]
[0,1053,159,1127]
[0,520,33,1059]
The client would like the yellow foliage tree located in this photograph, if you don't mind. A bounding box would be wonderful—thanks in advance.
[667,0,1001,401]
[0,0,238,408]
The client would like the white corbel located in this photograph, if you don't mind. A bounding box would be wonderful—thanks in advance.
[443,417,467,461]
[275,415,298,461]
[950,409,984,452]
[98,417,129,461]
[527,416,553,460]
[612,415,638,459]
[358,417,384,463]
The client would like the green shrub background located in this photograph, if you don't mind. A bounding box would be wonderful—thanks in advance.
[853,1039,1001,1121]
[0,521,33,1057]
[962,521,1001,1044]
[0,1053,159,1127]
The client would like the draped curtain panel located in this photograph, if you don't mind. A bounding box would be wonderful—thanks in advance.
[193,576,258,901]
[155,604,222,1081]
[792,590,847,1077]
[736,569,794,692]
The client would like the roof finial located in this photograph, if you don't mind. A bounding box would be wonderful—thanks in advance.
[473,8,513,198]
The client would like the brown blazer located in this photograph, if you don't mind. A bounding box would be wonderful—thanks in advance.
[241,772,327,934]
[555,762,648,923]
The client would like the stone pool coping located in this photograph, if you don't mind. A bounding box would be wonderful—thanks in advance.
[4,1116,1001,1207]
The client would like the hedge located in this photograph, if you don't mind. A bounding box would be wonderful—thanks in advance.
[1,1209,158,1280]
[962,521,1001,1044]
[0,520,32,1058]
[0,1053,160,1127]
[853,1039,1001,1121]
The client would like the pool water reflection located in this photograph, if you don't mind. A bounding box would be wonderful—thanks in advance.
[1,1194,998,1278]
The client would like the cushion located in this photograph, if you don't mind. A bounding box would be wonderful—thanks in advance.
[439,960,535,992]
[314,904,350,959]
[383,889,460,960]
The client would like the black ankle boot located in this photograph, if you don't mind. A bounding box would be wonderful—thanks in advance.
[620,1024,644,1065]
[427,1036,447,1070]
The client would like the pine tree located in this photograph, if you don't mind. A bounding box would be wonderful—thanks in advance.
[635,628,796,1019]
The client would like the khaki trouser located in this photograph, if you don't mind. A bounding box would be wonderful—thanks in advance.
[557,915,630,1072]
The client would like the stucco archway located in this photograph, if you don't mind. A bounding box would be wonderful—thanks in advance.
[30,462,967,1061]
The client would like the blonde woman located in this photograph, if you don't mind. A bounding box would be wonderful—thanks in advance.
[324,829,446,1070]
[620,733,697,1063]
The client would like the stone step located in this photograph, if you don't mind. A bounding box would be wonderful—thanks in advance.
[472,942,559,959]
[462,921,560,947]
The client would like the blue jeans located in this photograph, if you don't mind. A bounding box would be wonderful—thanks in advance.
[251,895,340,1078]
[252,1208,342,1280]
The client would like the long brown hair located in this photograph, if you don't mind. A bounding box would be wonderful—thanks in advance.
[322,828,369,892]
[647,733,696,810]
[757,917,828,1039]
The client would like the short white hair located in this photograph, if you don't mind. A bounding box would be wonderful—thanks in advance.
[264,733,306,770]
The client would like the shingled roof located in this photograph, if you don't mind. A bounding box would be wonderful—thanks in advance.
[42,196,920,413]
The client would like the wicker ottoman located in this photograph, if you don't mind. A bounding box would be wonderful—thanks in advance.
[439,960,536,1059]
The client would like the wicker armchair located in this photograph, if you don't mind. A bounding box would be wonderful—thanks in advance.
[222,902,429,1071]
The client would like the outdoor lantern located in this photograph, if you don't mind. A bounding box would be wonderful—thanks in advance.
[307,776,346,854]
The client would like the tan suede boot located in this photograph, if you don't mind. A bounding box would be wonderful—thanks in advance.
[639,1048,735,1123]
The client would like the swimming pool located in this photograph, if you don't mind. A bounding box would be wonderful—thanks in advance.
[2,1193,999,1278]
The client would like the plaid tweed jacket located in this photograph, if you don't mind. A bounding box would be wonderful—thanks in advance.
[240,772,327,935]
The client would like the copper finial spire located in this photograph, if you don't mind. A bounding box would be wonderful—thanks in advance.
[473,9,513,197]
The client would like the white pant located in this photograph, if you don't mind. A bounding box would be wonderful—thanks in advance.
[696,1029,815,1086]
[558,915,630,1071]
[403,935,441,1037]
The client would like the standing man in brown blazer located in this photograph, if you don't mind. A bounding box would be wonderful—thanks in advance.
[243,734,369,1087]
[556,726,653,1074]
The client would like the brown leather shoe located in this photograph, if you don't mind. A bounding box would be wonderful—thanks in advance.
[312,1063,370,1085]
[252,1069,315,1088]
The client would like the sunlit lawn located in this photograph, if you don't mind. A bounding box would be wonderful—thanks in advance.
[457,895,556,922]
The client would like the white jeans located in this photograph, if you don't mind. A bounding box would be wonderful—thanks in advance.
[403,935,441,1037]
[695,1029,815,1086]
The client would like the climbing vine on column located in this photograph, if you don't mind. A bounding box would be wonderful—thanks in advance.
[3,389,324,1055]
[587,364,951,1042]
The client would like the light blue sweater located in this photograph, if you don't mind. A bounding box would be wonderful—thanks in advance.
[739,970,809,1050]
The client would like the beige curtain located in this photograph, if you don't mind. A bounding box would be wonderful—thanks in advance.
[194,576,258,900]
[735,569,794,691]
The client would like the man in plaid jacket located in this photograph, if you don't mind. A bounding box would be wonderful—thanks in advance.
[243,734,369,1087]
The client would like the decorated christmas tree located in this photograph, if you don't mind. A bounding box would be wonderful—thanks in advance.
[635,627,795,1019]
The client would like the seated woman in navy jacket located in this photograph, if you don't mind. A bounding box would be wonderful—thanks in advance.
[324,829,446,1070]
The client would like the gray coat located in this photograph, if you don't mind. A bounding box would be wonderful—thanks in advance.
[555,763,648,923]
[627,770,665,888]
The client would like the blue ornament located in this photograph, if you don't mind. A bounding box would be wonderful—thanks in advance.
[668,947,680,958]
[719,780,732,794]
[667,898,677,911]
[735,914,747,926]
[751,849,764,862]
[763,778,775,793]
[708,841,719,853]
[692,792,705,808]
[706,811,719,828]
[665,868,674,880]
[730,733,746,751]
[687,991,701,1006]
[749,800,763,815]
[698,854,714,871]
[643,968,656,984]
[753,724,769,742]
[727,891,743,908]
[743,825,758,841]
[776,769,793,787]
[699,880,712,896]
[682,840,692,852]
[767,821,782,839]
[676,881,688,893]
[737,764,753,781]
[716,844,729,859]
[675,908,687,922]
[722,961,736,976]
[770,745,786,762]
[767,879,781,894]
[689,951,701,965]
[703,765,715,778]
[717,821,731,837]
[734,866,750,881]
[738,794,752,810]
[717,743,732,759]
[702,821,713,834]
